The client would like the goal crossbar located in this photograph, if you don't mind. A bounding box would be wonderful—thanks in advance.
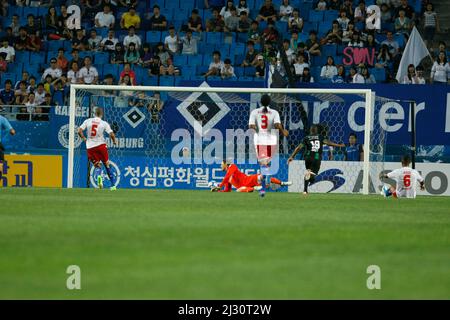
[68,85,374,194]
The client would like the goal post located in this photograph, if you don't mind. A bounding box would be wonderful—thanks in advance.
[68,84,379,194]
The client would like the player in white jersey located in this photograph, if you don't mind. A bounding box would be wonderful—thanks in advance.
[249,94,288,197]
[380,155,424,199]
[78,107,118,190]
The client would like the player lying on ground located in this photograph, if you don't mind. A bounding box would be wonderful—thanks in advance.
[0,115,16,186]
[248,94,288,197]
[78,107,118,190]
[211,160,292,192]
[287,125,345,195]
[379,154,424,199]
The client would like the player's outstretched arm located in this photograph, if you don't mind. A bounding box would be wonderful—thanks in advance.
[77,127,87,142]
[324,139,345,148]
[109,132,118,145]
[288,144,303,164]
[275,123,289,137]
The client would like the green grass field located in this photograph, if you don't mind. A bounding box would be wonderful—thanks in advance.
[0,188,449,299]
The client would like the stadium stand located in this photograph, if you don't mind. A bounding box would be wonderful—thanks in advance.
[0,0,447,121]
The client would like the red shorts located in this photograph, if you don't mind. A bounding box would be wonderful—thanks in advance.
[256,145,275,161]
[87,144,109,165]
[231,174,260,189]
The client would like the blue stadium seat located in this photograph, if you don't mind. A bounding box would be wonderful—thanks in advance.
[234,55,246,65]
[47,40,65,52]
[311,55,326,66]
[9,62,24,75]
[275,21,288,33]
[94,52,109,65]
[371,68,386,82]
[23,7,39,17]
[321,44,337,57]
[234,67,245,78]
[146,31,161,43]
[206,32,222,45]
[244,66,256,76]
[164,0,179,9]
[173,55,188,65]
[196,66,208,75]
[302,22,318,33]
[159,76,174,86]
[38,7,49,17]
[102,64,119,77]
[236,32,248,44]
[1,73,17,87]
[203,9,213,21]
[230,43,245,56]
[8,6,23,17]
[318,21,332,37]
[142,77,158,86]
[308,10,324,22]
[160,8,173,21]
[177,8,192,20]
[181,66,196,77]
[394,34,406,48]
[324,10,339,21]
[29,52,45,65]
[15,51,30,64]
[200,44,216,55]
[46,51,58,63]
[188,55,203,66]
[239,76,254,82]
[298,32,309,43]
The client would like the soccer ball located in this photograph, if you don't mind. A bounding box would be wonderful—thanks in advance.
[381,185,392,198]
[208,181,218,189]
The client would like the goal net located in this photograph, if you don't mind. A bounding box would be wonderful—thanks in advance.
[67,85,393,195]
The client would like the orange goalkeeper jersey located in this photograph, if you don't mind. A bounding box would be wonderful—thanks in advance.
[219,164,258,189]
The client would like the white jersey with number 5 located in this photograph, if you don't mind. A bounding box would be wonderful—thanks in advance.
[248,106,281,145]
[387,167,424,198]
[79,117,113,149]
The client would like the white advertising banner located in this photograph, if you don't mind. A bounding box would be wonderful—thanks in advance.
[288,161,450,196]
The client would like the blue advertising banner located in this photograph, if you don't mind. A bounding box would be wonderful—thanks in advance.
[4,82,450,151]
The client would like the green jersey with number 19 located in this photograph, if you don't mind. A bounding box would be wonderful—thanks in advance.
[303,134,325,161]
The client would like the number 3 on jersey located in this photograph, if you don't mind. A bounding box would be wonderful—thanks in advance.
[90,124,98,137]
[261,115,268,129]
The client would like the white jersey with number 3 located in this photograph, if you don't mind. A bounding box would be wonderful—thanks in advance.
[387,167,424,198]
[79,117,113,149]
[248,106,281,145]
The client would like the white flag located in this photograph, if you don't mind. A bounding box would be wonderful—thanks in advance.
[395,27,431,83]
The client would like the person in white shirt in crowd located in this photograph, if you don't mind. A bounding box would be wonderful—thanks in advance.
[67,61,82,84]
[337,10,350,31]
[95,4,115,28]
[381,31,400,58]
[430,51,449,84]
[279,0,293,22]
[320,56,338,80]
[294,53,309,77]
[414,65,426,84]
[88,29,102,51]
[0,39,15,62]
[236,0,250,16]
[25,92,37,115]
[348,31,364,47]
[205,51,224,78]
[354,0,367,23]
[221,58,236,79]
[164,26,179,55]
[277,39,295,64]
[41,58,62,81]
[180,29,199,55]
[402,64,422,84]
[123,26,141,50]
[316,0,327,10]
[349,66,365,83]
[34,83,46,105]
[361,66,376,83]
[79,56,99,85]
[100,29,119,53]
[220,0,235,20]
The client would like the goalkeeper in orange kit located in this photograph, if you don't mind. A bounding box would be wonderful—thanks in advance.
[211,160,292,192]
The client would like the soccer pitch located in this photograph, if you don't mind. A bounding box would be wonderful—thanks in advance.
[1,188,449,299]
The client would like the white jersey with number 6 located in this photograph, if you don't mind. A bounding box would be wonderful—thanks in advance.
[79,117,113,149]
[248,106,281,145]
[387,167,424,198]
